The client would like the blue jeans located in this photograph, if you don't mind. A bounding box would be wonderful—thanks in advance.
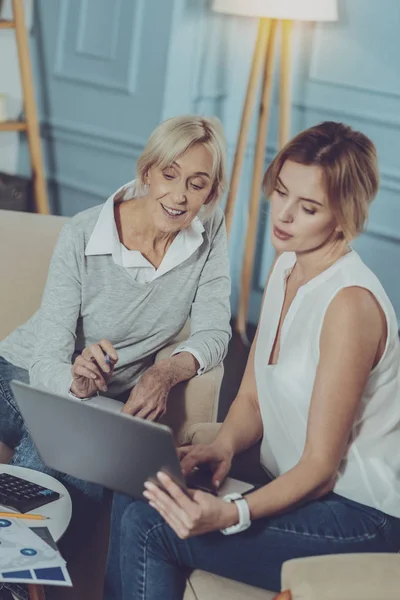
[0,356,104,561]
[104,490,400,600]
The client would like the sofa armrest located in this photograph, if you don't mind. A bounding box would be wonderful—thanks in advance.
[282,553,400,600]
[0,210,68,340]
[156,342,223,446]
[186,422,269,485]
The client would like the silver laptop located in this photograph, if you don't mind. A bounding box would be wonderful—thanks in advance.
[11,380,187,499]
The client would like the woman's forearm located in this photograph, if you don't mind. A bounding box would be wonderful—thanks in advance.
[216,393,264,456]
[246,456,336,521]
[154,352,199,387]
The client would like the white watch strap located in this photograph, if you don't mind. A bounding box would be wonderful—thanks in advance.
[235,496,250,526]
[221,493,251,535]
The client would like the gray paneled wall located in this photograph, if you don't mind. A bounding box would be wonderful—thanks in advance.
[18,0,400,325]
[19,0,176,214]
[213,0,400,325]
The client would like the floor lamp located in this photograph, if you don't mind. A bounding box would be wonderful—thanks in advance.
[213,0,338,341]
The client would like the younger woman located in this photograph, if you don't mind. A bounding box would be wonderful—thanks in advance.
[105,121,400,599]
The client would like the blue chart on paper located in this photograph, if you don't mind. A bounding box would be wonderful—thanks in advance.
[0,519,71,586]
[2,567,67,581]
[35,567,66,581]
[2,569,32,579]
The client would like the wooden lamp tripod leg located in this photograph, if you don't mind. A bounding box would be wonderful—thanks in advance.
[224,18,271,237]
[236,19,278,341]
[12,0,50,214]
[279,20,293,149]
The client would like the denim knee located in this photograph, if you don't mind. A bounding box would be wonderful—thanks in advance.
[121,500,163,535]
[0,357,29,448]
[120,501,165,558]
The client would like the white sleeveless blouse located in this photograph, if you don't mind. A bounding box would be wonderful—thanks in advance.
[255,250,400,518]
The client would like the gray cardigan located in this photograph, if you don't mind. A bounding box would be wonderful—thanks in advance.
[0,205,231,397]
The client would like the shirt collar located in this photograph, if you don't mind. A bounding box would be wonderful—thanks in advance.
[85,179,205,260]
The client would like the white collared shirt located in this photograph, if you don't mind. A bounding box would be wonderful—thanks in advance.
[85,179,206,373]
[85,179,205,283]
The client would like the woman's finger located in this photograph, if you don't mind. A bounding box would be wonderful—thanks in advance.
[123,400,146,417]
[98,339,118,362]
[144,487,189,531]
[74,355,103,378]
[147,500,189,538]
[73,367,107,393]
[156,472,200,517]
[122,388,143,415]
[180,449,212,476]
[177,445,193,460]
[144,480,195,530]
[81,341,118,374]
[88,344,112,374]
[72,364,97,381]
[134,404,154,420]
[74,357,107,388]
[146,407,165,422]
[212,460,230,487]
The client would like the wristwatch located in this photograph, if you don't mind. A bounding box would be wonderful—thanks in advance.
[220,492,251,535]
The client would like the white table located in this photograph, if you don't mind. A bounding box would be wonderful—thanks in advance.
[0,464,72,600]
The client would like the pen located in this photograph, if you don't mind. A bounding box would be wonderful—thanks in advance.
[0,512,49,521]
[104,353,111,366]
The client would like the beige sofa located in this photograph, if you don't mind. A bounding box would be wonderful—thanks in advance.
[1,209,399,600]
[0,209,221,444]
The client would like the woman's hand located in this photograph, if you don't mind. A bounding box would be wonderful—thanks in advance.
[179,441,234,489]
[143,472,238,539]
[71,340,118,398]
[122,364,171,420]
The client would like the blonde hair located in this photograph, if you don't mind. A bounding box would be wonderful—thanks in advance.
[137,115,228,212]
[263,121,379,240]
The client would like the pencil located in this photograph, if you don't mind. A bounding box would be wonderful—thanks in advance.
[0,512,49,521]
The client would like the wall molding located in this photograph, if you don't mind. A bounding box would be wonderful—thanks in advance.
[293,100,400,131]
[49,174,106,199]
[364,225,400,245]
[76,0,122,61]
[310,22,400,101]
[54,0,145,95]
[380,168,400,193]
[41,118,147,159]
[309,74,400,102]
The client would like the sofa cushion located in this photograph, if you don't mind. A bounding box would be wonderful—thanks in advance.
[185,570,275,600]
[282,553,400,600]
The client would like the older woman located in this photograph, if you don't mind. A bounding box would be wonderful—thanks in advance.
[0,114,231,484]
[105,121,400,599]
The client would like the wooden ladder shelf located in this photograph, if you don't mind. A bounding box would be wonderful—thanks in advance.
[0,1,49,214]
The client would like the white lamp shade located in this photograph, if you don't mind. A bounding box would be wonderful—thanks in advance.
[212,0,338,22]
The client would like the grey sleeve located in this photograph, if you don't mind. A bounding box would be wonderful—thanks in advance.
[29,223,82,395]
[172,211,232,372]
